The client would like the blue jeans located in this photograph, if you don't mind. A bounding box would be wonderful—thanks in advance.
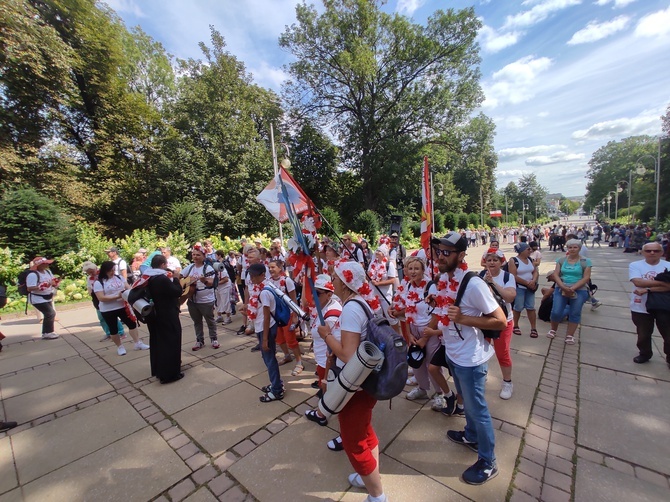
[96,309,123,336]
[550,288,589,324]
[257,324,283,395]
[447,357,496,465]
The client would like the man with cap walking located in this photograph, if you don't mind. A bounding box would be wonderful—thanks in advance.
[424,232,507,485]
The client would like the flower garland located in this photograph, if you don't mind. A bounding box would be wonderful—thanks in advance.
[246,281,266,321]
[393,278,427,325]
[433,262,469,329]
[367,258,388,283]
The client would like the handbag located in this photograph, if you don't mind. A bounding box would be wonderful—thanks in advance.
[646,269,670,312]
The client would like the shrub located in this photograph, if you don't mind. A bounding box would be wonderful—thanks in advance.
[75,221,113,265]
[354,210,381,244]
[159,200,206,244]
[468,213,480,227]
[457,213,469,230]
[117,228,161,262]
[0,247,25,286]
[433,212,445,233]
[319,206,341,237]
[0,188,77,258]
[443,212,457,232]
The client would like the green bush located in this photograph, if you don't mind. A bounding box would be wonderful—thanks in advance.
[159,200,206,244]
[433,213,445,233]
[319,206,341,237]
[444,212,456,232]
[56,248,96,278]
[468,213,480,227]
[0,188,77,258]
[408,220,421,238]
[457,213,469,230]
[75,221,113,265]
[354,210,381,244]
[0,247,25,286]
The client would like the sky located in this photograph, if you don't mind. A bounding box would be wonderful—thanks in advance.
[105,0,670,197]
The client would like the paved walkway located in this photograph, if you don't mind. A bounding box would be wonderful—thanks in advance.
[1,243,669,502]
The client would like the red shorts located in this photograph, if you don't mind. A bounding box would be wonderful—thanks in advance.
[316,365,326,385]
[492,319,514,368]
[275,325,298,349]
[338,390,378,476]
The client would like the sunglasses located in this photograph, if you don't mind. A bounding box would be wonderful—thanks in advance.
[644,249,662,253]
[433,248,457,257]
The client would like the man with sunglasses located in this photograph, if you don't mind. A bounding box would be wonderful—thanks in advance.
[423,232,507,485]
[629,242,670,366]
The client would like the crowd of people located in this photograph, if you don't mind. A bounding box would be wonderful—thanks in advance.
[10,214,670,499]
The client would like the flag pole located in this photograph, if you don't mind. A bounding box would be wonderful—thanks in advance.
[269,124,283,243]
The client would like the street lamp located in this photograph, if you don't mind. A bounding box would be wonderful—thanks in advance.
[635,149,661,224]
[606,191,616,220]
[522,200,529,225]
[615,181,627,220]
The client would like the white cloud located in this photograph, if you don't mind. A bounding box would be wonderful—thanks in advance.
[503,115,530,129]
[102,0,144,17]
[571,109,663,140]
[503,0,582,30]
[567,15,630,45]
[396,0,427,15]
[482,56,553,108]
[497,169,532,178]
[634,7,670,38]
[537,111,550,117]
[478,25,522,53]
[248,61,290,90]
[498,144,566,160]
[595,0,637,8]
[525,152,585,165]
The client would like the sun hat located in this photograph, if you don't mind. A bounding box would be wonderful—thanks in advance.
[314,274,335,292]
[375,245,389,258]
[31,257,54,269]
[514,242,530,253]
[334,260,367,293]
[81,261,97,273]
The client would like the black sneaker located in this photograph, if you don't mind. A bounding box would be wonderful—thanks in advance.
[633,355,651,364]
[236,325,246,335]
[446,430,478,453]
[250,344,261,352]
[453,405,465,417]
[462,458,498,485]
[439,393,457,416]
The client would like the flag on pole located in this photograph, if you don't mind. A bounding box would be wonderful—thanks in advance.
[420,156,432,250]
[489,210,503,218]
[256,167,312,222]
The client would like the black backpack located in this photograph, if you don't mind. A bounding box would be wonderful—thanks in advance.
[349,299,408,401]
[17,269,37,296]
[223,258,237,283]
[501,256,519,273]
[454,272,506,340]
[126,282,154,324]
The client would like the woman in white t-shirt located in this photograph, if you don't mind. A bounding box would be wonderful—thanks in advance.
[309,261,387,501]
[367,245,396,308]
[508,243,539,338]
[481,250,517,399]
[93,261,149,356]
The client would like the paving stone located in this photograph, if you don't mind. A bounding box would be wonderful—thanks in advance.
[281,411,300,424]
[552,412,575,427]
[521,445,547,466]
[526,423,551,441]
[524,433,549,452]
[604,457,635,476]
[576,447,603,464]
[551,422,575,438]
[517,457,544,481]
[153,496,169,502]
[186,452,209,470]
[554,404,576,417]
[209,474,235,496]
[232,440,255,457]
[577,459,670,502]
[78,398,98,409]
[169,434,191,449]
[250,429,272,446]
[139,404,159,418]
[129,395,146,405]
[635,467,670,489]
[548,442,574,461]
[265,420,286,435]
[213,451,237,472]
[534,398,554,411]
[509,489,539,502]
[97,391,116,402]
[192,465,218,486]
[31,414,54,426]
[546,454,574,476]
[219,485,246,502]
[549,431,574,449]
[501,422,524,438]
[541,483,571,502]
[529,415,552,431]
[147,412,165,424]
[155,419,173,432]
[162,426,182,441]
[533,406,553,420]
[135,400,152,411]
[556,389,576,400]
[178,442,202,460]
[544,468,572,490]
[169,478,197,502]
[513,472,542,499]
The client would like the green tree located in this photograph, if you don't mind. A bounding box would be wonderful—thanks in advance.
[0,188,76,258]
[517,173,548,222]
[280,0,483,213]
[354,210,381,244]
[159,200,206,244]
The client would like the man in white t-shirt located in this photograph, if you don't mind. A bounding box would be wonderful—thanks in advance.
[181,245,218,351]
[106,247,127,280]
[161,247,181,276]
[425,232,507,485]
[628,242,670,366]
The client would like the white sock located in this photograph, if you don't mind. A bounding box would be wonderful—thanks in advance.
[368,494,386,502]
[444,391,453,398]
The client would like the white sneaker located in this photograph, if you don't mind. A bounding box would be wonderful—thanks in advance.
[406,388,428,401]
[500,381,513,400]
[134,341,150,350]
[405,375,418,386]
[223,317,233,324]
[431,394,447,411]
[407,367,414,376]
[348,472,365,489]
[591,301,602,311]
[41,332,59,340]
[117,345,127,356]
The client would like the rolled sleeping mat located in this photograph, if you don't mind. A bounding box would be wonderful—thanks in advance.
[121,289,153,318]
[265,281,310,321]
[318,340,384,419]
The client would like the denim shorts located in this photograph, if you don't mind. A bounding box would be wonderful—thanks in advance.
[513,286,536,312]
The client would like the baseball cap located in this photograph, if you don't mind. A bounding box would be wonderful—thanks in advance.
[390,231,399,238]
[431,232,468,252]
[105,246,119,253]
[407,344,426,369]
[32,257,54,268]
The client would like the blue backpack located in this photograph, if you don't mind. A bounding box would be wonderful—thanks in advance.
[263,287,291,327]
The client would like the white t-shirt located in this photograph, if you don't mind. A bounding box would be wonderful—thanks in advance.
[334,297,370,368]
[93,276,126,312]
[269,275,295,295]
[182,264,216,304]
[490,270,516,321]
[530,250,542,264]
[166,256,181,272]
[253,288,277,333]
[216,265,231,290]
[441,276,499,367]
[629,259,670,314]
[311,298,342,367]
[371,260,397,306]
[26,270,54,305]
[513,257,535,289]
[113,258,127,276]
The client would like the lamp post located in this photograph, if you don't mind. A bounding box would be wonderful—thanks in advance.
[522,200,529,225]
[635,148,661,224]
[615,181,627,220]
[433,181,444,231]
[480,185,484,227]
[607,191,616,220]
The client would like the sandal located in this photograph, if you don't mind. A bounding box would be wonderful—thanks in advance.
[262,384,285,394]
[259,390,284,403]
[530,329,539,338]
[546,330,556,339]
[327,435,344,451]
[513,327,522,336]
[291,363,304,376]
[305,409,328,426]
[565,335,576,345]
[278,355,293,366]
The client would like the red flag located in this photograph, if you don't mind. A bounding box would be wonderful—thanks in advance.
[420,156,432,250]
[489,210,503,218]
[256,167,313,222]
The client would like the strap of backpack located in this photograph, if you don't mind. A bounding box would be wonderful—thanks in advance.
[347,297,373,320]
[263,286,280,321]
[454,272,477,307]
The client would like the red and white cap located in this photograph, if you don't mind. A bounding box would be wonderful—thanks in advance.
[31,257,54,268]
[314,274,334,292]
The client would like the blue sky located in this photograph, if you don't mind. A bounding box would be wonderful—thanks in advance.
[106,0,670,197]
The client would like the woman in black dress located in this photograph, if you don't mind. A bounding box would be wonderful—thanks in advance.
[145,254,184,384]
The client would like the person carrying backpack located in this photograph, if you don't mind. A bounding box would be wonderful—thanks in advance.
[24,257,61,340]
[308,260,388,501]
[181,244,219,350]
[423,232,507,485]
